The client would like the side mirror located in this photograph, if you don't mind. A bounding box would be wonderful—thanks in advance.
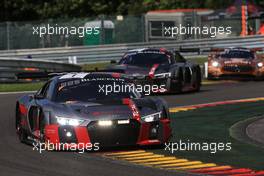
[34,94,44,99]
[110,60,117,64]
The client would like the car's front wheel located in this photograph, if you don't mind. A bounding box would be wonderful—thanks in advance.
[167,69,183,93]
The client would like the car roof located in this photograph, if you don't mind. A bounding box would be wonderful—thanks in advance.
[226,47,251,52]
[125,47,171,55]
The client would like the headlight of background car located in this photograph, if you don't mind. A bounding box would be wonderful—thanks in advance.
[257,62,263,68]
[55,116,84,126]
[141,112,162,122]
[212,61,219,67]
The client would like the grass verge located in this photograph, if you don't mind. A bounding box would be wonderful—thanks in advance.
[82,62,110,71]
[0,82,44,92]
[152,101,264,170]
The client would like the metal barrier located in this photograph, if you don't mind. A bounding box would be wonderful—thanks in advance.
[0,58,81,82]
[0,35,263,65]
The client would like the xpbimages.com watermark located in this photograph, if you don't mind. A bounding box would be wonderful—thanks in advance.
[98,82,167,96]
[164,24,232,38]
[32,24,100,37]
[32,141,100,154]
[165,140,232,154]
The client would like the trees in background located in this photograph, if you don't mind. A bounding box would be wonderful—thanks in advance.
[0,0,263,22]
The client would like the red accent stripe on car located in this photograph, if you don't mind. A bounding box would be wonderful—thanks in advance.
[19,104,28,116]
[122,98,140,121]
[137,123,150,143]
[149,64,159,79]
[160,119,171,142]
[75,127,91,144]
[159,48,167,52]
[111,73,121,78]
[44,124,60,144]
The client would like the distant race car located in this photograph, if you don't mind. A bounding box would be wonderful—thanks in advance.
[108,48,201,93]
[207,47,264,80]
[16,72,171,150]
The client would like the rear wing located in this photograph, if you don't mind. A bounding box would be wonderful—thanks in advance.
[170,47,201,62]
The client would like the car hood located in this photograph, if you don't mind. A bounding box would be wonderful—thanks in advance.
[50,98,158,122]
[56,100,134,120]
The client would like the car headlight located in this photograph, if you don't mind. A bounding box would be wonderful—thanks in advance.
[257,62,263,68]
[212,61,219,67]
[55,116,84,126]
[98,120,113,126]
[141,112,162,122]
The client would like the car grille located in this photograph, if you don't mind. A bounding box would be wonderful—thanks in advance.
[223,65,254,72]
[87,119,140,146]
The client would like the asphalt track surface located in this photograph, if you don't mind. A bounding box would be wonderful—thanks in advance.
[1,81,264,176]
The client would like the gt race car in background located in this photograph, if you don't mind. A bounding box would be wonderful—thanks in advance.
[16,72,171,150]
[207,47,264,80]
[108,48,202,93]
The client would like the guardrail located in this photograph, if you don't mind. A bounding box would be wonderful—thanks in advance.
[0,58,81,82]
[0,35,263,64]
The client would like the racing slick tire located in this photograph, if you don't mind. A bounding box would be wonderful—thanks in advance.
[168,68,183,93]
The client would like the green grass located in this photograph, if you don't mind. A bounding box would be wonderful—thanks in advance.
[151,101,264,170]
[0,82,44,92]
[187,57,207,65]
[82,62,110,71]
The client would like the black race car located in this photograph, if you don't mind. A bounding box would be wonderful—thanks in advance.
[108,48,201,93]
[16,72,171,151]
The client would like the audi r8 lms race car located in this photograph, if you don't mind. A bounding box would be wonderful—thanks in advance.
[207,47,264,80]
[108,48,202,93]
[15,72,171,151]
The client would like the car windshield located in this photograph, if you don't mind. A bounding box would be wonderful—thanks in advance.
[55,79,141,102]
[220,50,254,59]
[120,52,170,66]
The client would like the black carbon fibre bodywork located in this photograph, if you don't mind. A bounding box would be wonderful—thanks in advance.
[107,48,202,93]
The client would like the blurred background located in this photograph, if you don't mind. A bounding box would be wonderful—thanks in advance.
[0,0,264,83]
[0,0,264,50]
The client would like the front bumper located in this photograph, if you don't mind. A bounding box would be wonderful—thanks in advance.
[44,119,171,149]
[208,65,264,78]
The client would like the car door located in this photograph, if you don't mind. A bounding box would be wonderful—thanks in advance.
[27,81,51,138]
